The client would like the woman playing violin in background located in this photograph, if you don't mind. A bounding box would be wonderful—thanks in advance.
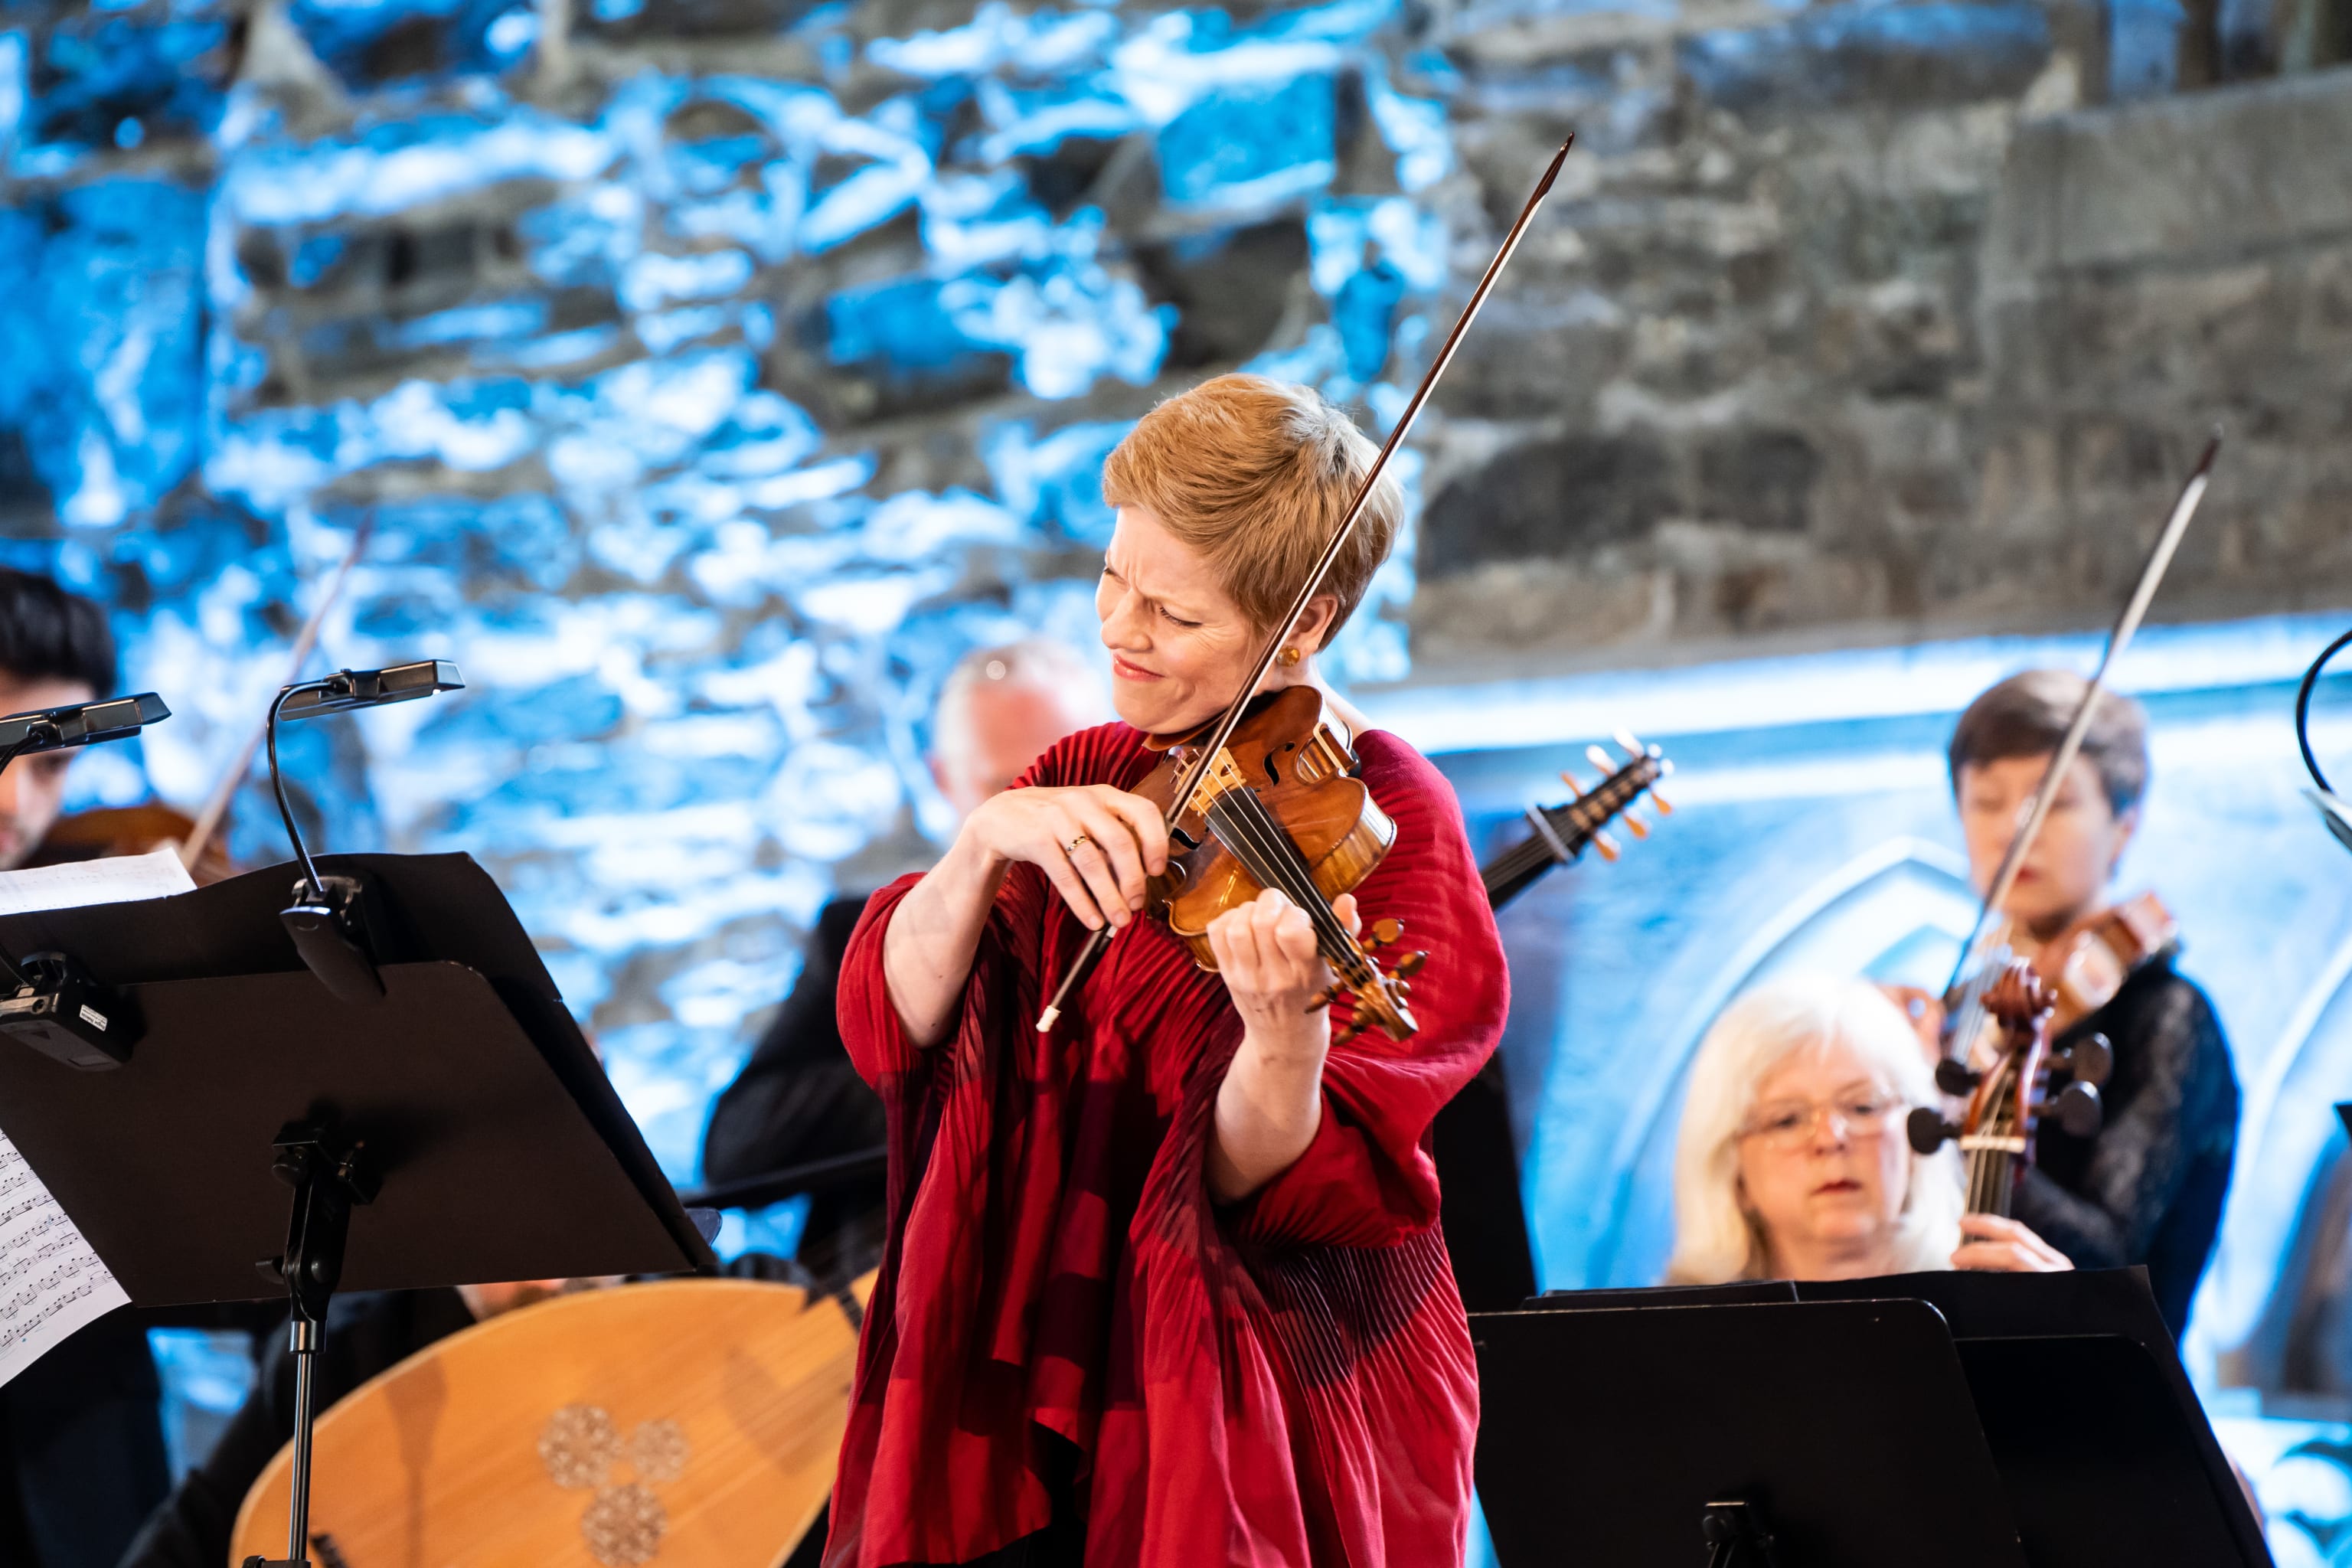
[1913,671,2240,1334]
[827,374,1508,1568]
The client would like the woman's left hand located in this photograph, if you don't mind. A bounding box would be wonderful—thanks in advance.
[1204,889,1359,1203]
[1952,1213,2075,1272]
[1204,890,1357,1060]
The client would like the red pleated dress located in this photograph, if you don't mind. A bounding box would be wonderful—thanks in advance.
[825,720,1510,1568]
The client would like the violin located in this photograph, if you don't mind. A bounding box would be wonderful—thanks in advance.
[25,802,240,885]
[1031,136,1577,1037]
[1909,890,2177,1080]
[1909,960,2110,1215]
[2036,890,2178,1037]
[1134,685,1423,1045]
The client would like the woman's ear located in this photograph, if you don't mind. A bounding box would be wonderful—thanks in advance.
[1296,592,1341,652]
[2109,803,2141,877]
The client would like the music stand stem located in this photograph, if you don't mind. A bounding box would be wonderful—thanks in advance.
[246,1122,377,1568]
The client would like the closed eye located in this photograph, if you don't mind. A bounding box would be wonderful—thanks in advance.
[1159,606,1200,629]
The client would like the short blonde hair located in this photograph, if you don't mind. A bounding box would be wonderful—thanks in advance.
[1099,374,1402,642]
[1665,974,1963,1285]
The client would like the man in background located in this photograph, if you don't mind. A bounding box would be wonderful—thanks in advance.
[0,567,176,1568]
[701,638,1111,1295]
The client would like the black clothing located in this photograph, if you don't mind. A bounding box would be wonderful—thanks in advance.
[119,1288,475,1568]
[2014,956,2239,1338]
[1431,1054,1538,1312]
[701,897,889,1293]
[0,1310,168,1568]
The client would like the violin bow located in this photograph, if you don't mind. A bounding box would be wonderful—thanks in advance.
[1036,136,1578,1032]
[178,518,376,871]
[1938,430,2222,1040]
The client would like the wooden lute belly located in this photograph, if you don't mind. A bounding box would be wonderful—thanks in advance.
[230,1276,867,1568]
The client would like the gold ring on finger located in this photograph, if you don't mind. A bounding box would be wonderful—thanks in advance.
[1066,835,1093,857]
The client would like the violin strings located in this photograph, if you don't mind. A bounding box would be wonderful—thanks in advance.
[1205,786,1372,982]
[1214,791,1359,959]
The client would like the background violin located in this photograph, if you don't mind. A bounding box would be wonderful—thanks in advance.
[24,802,239,885]
[1909,960,2112,1216]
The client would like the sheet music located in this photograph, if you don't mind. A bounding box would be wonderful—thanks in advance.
[0,844,194,1386]
[0,845,195,915]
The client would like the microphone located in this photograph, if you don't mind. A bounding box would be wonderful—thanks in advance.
[0,692,172,1070]
[270,662,466,1004]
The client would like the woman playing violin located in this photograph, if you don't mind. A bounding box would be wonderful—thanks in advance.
[828,374,1508,1568]
[1939,671,2239,1334]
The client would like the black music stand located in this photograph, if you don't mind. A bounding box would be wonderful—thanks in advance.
[0,851,714,1568]
[1476,1269,2270,1567]
[1475,1294,2030,1566]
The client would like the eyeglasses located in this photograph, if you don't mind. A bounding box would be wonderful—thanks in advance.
[1738,1095,1902,1151]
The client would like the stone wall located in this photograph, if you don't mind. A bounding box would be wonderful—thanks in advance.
[0,0,2344,1178]
[1409,17,2352,677]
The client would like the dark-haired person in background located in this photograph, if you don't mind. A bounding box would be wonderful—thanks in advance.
[0,567,119,872]
[1926,670,2239,1335]
[0,567,176,1568]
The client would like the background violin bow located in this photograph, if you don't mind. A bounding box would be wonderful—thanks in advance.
[1481,733,1671,911]
[1936,430,2221,1063]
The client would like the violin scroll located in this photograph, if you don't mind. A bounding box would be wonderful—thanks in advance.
[1911,959,2057,1217]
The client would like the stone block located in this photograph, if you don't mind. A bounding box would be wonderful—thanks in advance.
[1991,64,2352,273]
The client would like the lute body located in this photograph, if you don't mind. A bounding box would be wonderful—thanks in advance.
[230,1276,867,1568]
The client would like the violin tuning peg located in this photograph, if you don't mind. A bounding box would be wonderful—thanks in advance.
[1614,729,1643,757]
[1304,984,1344,1013]
[1393,949,1429,978]
[1367,917,1404,949]
[1592,831,1620,862]
[1332,1018,1369,1048]
[1649,793,1674,815]
[1623,816,1650,839]
[1559,769,1584,794]
[1586,743,1615,773]
[1933,1058,1981,1096]
[2053,1081,2103,1138]
[2066,1032,2114,1088]
[1907,1108,1961,1155]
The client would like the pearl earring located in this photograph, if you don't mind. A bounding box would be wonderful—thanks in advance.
[1277,646,1303,668]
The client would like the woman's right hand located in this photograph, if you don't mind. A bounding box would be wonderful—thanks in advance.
[959,784,1170,932]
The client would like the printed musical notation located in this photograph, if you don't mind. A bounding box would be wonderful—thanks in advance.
[0,848,180,1388]
[0,1139,124,1388]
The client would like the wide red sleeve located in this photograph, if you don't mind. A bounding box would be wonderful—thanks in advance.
[1223,730,1509,1251]
[835,721,1148,1094]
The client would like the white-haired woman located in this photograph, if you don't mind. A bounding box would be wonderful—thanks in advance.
[1668,974,2072,1284]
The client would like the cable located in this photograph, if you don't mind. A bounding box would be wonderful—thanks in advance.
[2295,627,2352,795]
[266,682,329,898]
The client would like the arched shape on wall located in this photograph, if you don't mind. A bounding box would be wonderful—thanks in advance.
[1582,837,1978,1286]
[2188,926,2352,1390]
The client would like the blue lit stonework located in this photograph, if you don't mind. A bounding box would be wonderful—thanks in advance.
[5,0,2350,1557]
